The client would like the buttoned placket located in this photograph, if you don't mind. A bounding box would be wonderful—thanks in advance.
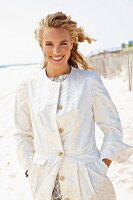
[46,80,65,200]
[55,81,72,200]
[56,84,64,136]
[46,81,64,155]
[44,69,72,200]
[54,81,65,200]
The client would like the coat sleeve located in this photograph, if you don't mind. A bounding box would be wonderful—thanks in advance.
[91,72,133,162]
[13,82,34,170]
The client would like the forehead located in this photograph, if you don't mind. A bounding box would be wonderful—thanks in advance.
[42,27,71,41]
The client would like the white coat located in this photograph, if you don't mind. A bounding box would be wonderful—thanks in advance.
[13,66,133,200]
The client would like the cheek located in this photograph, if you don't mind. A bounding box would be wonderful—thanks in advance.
[63,46,72,54]
[42,48,50,57]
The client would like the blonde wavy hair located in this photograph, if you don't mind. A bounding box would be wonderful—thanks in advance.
[35,12,95,70]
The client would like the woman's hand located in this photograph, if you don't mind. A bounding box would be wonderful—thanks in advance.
[102,158,112,167]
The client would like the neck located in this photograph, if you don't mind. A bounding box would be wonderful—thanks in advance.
[45,65,71,78]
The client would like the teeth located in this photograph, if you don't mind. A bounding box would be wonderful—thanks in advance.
[52,56,63,61]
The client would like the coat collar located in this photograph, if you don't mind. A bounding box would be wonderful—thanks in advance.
[42,66,78,86]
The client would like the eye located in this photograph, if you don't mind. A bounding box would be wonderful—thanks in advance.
[61,42,67,45]
[45,43,53,46]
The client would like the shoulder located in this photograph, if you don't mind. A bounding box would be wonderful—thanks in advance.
[15,67,43,92]
[22,67,42,83]
[73,67,102,82]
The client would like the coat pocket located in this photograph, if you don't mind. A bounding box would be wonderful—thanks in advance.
[28,153,49,195]
[32,153,49,166]
[86,159,108,195]
[28,153,48,177]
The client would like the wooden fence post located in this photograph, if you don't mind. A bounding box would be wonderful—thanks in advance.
[127,53,132,91]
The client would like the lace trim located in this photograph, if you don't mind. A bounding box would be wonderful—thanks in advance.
[48,73,68,82]
[52,174,62,200]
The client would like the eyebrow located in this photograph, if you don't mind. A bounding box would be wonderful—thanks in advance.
[60,40,68,43]
[45,40,68,43]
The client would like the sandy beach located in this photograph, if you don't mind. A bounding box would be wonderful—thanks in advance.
[0,66,133,200]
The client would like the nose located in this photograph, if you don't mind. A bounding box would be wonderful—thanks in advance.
[53,46,61,55]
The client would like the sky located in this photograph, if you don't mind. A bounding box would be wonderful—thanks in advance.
[0,0,133,65]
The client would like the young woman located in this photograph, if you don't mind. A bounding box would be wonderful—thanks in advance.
[13,12,133,200]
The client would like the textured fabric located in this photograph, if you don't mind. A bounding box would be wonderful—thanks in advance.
[48,73,68,82]
[13,66,133,200]
[52,174,62,200]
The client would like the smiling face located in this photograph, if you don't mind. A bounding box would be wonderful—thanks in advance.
[41,27,73,69]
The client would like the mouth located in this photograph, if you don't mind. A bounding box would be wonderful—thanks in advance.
[51,56,64,62]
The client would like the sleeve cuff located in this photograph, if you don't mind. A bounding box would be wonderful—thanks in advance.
[100,141,133,162]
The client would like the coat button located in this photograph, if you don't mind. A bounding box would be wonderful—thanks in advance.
[57,104,63,110]
[59,128,64,134]
[58,152,63,157]
[60,175,65,181]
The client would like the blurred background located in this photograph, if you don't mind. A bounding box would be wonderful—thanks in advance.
[0,0,133,199]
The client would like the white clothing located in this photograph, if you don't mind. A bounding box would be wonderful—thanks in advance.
[13,66,133,200]
[49,73,68,200]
